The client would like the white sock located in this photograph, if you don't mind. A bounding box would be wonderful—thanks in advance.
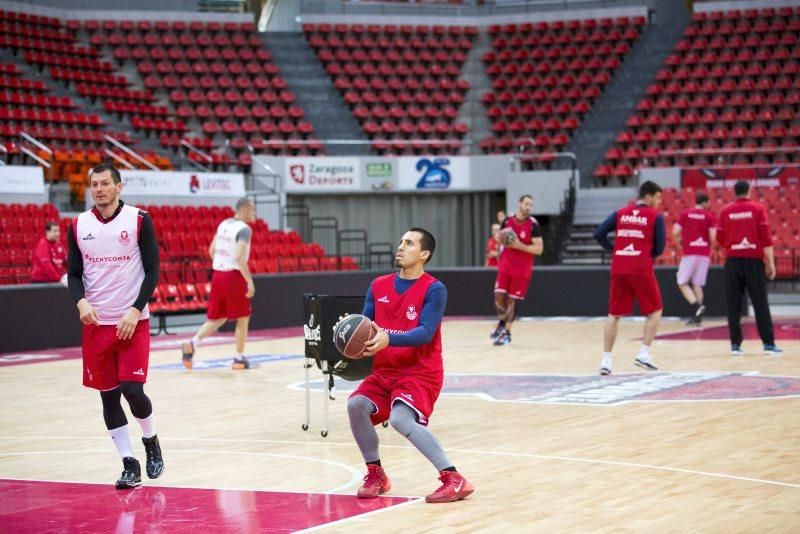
[134,413,156,439]
[191,336,201,347]
[639,345,651,357]
[109,424,135,459]
[237,353,245,359]
[602,352,612,360]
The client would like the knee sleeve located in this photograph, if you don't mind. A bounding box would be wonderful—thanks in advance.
[120,381,152,419]
[347,395,376,419]
[388,402,418,437]
[99,387,127,430]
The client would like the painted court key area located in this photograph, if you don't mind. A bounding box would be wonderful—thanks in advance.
[0,479,416,533]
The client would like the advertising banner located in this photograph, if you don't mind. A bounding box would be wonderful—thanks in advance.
[120,170,245,197]
[397,156,471,190]
[681,166,800,189]
[284,157,361,192]
[0,165,45,194]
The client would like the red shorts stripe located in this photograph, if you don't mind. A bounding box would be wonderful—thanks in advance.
[351,373,442,426]
[82,319,150,390]
[609,272,663,316]
[207,270,251,320]
[494,271,531,300]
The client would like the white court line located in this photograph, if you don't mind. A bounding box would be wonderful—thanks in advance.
[2,436,799,490]
[0,449,363,494]
[294,498,423,533]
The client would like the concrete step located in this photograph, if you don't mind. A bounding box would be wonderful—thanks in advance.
[565,243,604,252]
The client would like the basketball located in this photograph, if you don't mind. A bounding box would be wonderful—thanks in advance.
[333,314,377,359]
[498,227,517,245]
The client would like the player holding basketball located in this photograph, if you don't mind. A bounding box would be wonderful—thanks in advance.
[593,181,666,375]
[181,197,256,370]
[67,163,164,489]
[343,227,474,503]
[490,194,544,346]
[673,192,716,325]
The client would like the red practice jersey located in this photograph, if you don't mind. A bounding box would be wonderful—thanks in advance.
[497,215,541,279]
[611,204,660,275]
[677,207,715,256]
[371,272,443,384]
[717,198,772,259]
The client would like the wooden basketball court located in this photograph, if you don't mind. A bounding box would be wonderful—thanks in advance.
[1,317,799,531]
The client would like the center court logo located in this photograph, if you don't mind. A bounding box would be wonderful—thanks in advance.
[442,372,800,405]
[291,372,800,405]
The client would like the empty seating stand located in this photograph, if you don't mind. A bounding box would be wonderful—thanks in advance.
[305,22,476,155]
[597,6,800,182]
[86,18,322,163]
[481,16,645,169]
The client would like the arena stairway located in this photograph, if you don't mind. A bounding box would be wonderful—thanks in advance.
[261,31,370,155]
[566,0,691,187]
[562,187,636,265]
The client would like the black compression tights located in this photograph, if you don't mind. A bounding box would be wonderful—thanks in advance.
[99,382,153,430]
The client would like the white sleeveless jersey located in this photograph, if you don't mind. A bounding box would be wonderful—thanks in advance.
[75,203,149,324]
[212,218,250,271]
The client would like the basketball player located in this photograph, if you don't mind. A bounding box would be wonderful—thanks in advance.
[181,197,256,369]
[66,163,164,489]
[490,194,544,346]
[673,192,716,325]
[593,181,666,375]
[717,180,781,355]
[342,228,474,503]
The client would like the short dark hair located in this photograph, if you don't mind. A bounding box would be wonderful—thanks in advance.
[519,194,532,203]
[638,180,662,199]
[409,227,436,264]
[734,180,750,196]
[89,163,121,184]
[695,192,709,205]
[45,221,58,232]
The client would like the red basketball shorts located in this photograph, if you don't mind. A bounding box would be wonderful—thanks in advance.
[82,319,150,391]
[608,272,663,316]
[208,270,251,320]
[351,373,442,426]
[494,271,532,300]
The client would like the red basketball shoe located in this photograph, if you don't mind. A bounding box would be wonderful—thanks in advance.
[357,464,391,498]
[425,470,474,503]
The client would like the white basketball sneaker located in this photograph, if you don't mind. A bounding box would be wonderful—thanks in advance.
[634,354,658,371]
[599,355,612,375]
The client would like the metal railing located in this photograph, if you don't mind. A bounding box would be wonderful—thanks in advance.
[299,0,645,17]
[180,139,212,172]
[104,135,159,171]
[19,132,53,168]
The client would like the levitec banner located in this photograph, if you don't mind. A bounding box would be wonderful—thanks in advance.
[120,171,245,197]
[397,156,471,190]
[681,166,800,189]
[284,157,361,192]
[0,165,45,194]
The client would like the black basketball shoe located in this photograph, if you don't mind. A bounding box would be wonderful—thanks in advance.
[115,457,142,489]
[490,323,504,340]
[232,356,250,370]
[142,435,165,479]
